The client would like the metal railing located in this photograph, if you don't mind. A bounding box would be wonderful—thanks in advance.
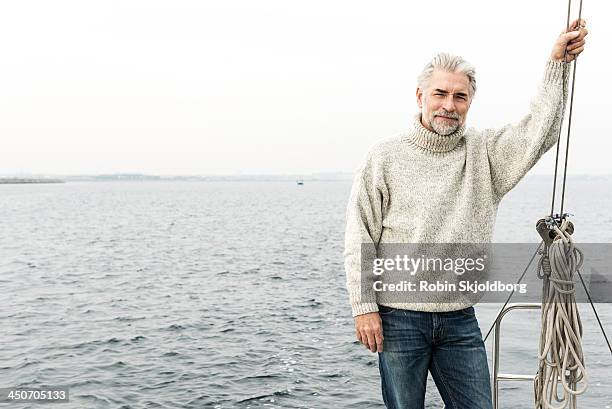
[491,302,542,409]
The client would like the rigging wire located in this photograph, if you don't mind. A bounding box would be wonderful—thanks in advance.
[560,0,584,216]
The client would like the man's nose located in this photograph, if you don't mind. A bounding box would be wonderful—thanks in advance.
[442,95,456,112]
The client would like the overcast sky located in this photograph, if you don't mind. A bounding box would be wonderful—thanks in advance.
[0,0,609,176]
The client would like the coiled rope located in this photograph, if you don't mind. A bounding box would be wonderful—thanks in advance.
[534,219,587,409]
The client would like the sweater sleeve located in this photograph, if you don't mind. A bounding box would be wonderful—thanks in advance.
[486,59,570,198]
[343,149,387,317]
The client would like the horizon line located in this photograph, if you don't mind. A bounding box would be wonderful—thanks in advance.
[2,171,612,178]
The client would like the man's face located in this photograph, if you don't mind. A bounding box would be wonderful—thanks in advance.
[416,69,472,135]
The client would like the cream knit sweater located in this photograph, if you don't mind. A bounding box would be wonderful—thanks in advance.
[344,60,570,316]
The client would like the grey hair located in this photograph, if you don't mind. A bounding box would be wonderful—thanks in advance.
[417,53,477,98]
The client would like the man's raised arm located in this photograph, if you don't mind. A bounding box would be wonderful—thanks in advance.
[486,19,588,198]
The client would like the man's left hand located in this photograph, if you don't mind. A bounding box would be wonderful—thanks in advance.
[550,18,589,63]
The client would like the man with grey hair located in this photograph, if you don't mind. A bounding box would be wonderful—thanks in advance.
[343,19,588,409]
[416,53,477,136]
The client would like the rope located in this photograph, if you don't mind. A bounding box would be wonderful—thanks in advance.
[534,219,587,409]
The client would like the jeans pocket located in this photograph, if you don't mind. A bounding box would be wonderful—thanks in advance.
[460,306,476,316]
[378,304,397,315]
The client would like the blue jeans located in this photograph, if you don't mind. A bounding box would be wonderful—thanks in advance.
[378,305,493,409]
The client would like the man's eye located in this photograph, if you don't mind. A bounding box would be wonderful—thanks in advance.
[457,96,466,100]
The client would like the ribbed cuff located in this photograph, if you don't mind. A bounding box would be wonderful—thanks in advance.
[348,285,378,317]
[543,59,570,85]
[351,301,379,317]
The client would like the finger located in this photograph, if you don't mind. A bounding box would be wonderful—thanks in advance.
[568,44,585,55]
[360,329,369,347]
[560,30,581,47]
[571,28,589,42]
[569,30,588,44]
[365,331,376,353]
[568,18,586,31]
[567,40,585,51]
[356,329,364,344]
[375,331,384,352]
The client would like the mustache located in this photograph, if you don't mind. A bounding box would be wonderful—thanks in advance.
[433,110,460,120]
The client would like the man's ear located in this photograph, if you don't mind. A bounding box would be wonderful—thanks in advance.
[416,88,423,109]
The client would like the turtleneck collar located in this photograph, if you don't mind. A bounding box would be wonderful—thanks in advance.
[403,112,465,153]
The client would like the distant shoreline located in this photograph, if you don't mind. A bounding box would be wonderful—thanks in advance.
[0,178,64,184]
[0,173,356,183]
[1,173,610,184]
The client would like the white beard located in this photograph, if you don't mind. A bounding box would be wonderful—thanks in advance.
[422,103,462,136]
